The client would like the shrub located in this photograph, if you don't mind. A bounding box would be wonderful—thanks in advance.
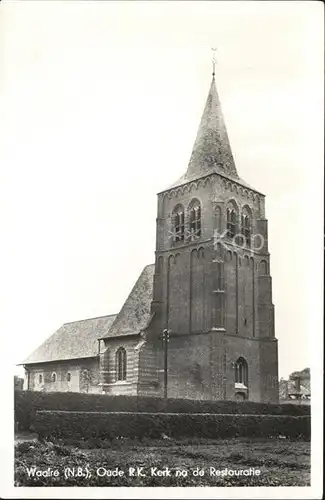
[15,390,310,431]
[34,411,311,442]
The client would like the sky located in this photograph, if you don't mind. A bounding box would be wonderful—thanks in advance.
[0,1,323,381]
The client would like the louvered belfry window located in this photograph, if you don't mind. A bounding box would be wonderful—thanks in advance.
[241,214,251,247]
[175,211,185,241]
[189,200,201,239]
[172,205,185,242]
[227,207,237,238]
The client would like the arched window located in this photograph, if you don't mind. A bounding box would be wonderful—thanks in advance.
[116,347,127,381]
[241,209,251,247]
[189,199,201,240]
[234,358,248,387]
[38,374,43,384]
[198,247,204,259]
[172,204,185,242]
[51,372,57,383]
[226,205,237,238]
[67,372,71,382]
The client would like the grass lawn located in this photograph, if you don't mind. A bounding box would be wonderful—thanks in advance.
[15,436,310,487]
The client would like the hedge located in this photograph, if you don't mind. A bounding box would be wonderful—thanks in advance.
[35,410,311,441]
[15,390,310,431]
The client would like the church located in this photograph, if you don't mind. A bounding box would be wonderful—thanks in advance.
[22,66,279,403]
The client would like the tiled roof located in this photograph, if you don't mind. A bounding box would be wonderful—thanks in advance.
[101,264,155,339]
[187,76,238,179]
[22,314,117,365]
[22,263,155,364]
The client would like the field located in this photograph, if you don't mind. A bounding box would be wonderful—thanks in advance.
[15,434,310,487]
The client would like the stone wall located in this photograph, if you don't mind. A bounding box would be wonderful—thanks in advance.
[24,358,100,393]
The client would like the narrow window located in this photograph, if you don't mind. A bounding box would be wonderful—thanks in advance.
[38,374,43,384]
[234,358,248,386]
[227,207,237,238]
[215,205,221,231]
[51,372,56,383]
[216,262,224,290]
[241,214,251,247]
[189,200,201,239]
[215,292,225,328]
[67,372,71,382]
[116,347,127,381]
[157,256,163,274]
[172,205,185,242]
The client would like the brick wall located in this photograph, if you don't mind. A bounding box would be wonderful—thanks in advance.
[148,173,278,402]
[154,175,268,339]
[155,333,214,400]
[259,339,279,403]
[138,339,160,397]
[100,337,139,395]
[225,336,261,401]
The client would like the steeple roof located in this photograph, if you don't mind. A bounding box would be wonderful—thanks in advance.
[166,73,254,192]
[187,75,238,179]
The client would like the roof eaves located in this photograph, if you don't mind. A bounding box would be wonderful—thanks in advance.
[157,171,265,197]
[99,332,141,341]
[19,354,98,366]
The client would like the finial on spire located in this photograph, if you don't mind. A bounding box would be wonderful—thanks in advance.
[211,47,217,78]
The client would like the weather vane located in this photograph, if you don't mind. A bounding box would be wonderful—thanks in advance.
[211,47,217,77]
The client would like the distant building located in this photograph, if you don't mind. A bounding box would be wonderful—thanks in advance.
[20,65,278,402]
[14,376,24,391]
[279,368,310,404]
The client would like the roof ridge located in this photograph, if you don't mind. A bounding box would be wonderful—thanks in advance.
[63,313,117,326]
[21,313,118,365]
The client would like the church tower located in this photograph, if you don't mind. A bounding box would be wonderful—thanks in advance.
[139,66,279,403]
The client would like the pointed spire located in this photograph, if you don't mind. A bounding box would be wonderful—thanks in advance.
[186,72,238,180]
[165,63,251,192]
[212,47,216,79]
